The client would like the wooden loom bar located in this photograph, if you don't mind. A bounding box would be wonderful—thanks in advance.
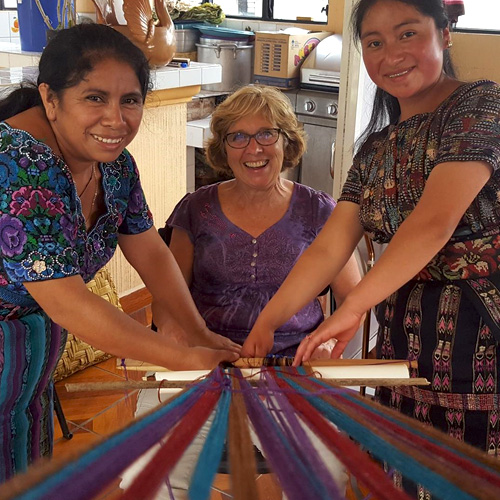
[118,357,418,371]
[65,377,429,392]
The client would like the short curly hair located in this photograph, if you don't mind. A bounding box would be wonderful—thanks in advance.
[205,85,306,176]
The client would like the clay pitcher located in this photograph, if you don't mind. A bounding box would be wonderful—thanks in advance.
[91,0,176,67]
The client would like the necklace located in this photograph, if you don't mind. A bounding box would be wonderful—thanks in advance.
[78,162,96,198]
[85,163,99,226]
[89,169,99,218]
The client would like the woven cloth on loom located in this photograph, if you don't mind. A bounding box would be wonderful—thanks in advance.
[2,365,500,500]
[52,267,120,382]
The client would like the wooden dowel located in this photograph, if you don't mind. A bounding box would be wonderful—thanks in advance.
[65,377,429,393]
[65,380,193,392]
[304,359,418,368]
[119,358,417,372]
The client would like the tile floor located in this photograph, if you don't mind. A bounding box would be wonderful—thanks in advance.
[53,359,283,500]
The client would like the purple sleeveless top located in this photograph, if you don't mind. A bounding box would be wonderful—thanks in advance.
[167,182,335,354]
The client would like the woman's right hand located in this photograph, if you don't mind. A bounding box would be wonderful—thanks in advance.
[293,302,364,366]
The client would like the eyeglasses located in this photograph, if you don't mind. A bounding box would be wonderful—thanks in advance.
[224,128,281,149]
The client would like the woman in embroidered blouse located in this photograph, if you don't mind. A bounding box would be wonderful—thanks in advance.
[0,24,239,482]
[155,85,361,356]
[248,0,500,465]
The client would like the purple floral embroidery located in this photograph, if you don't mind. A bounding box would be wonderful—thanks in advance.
[128,182,145,213]
[59,213,77,242]
[19,139,51,162]
[0,214,27,257]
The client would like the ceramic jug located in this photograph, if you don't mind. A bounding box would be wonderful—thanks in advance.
[92,0,176,67]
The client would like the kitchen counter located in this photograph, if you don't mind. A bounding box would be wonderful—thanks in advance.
[0,60,222,96]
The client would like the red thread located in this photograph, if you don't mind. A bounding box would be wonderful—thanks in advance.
[121,388,220,500]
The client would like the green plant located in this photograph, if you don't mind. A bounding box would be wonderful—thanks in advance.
[35,0,77,31]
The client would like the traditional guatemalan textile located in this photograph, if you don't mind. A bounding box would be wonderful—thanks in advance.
[167,182,335,354]
[0,313,64,483]
[340,80,500,490]
[0,123,153,481]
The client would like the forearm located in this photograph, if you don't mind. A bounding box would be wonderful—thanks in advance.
[119,230,207,335]
[344,210,458,315]
[27,280,192,370]
[146,252,205,333]
[255,202,363,330]
[330,254,362,307]
[345,161,493,313]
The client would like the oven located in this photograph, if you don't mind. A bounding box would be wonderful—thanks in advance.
[294,89,338,195]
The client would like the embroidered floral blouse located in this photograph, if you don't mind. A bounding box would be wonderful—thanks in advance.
[340,80,500,281]
[0,124,153,320]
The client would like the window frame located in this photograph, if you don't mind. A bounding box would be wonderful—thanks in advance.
[206,0,329,26]
[452,27,500,35]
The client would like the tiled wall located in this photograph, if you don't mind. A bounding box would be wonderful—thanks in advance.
[0,9,19,44]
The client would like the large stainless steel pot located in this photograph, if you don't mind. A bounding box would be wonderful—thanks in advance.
[196,37,254,92]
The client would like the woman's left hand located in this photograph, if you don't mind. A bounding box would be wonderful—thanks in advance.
[241,327,274,357]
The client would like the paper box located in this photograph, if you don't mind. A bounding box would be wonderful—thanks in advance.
[253,31,332,89]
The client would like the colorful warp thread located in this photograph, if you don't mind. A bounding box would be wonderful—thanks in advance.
[2,366,500,500]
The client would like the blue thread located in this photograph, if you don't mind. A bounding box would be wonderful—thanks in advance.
[188,372,231,500]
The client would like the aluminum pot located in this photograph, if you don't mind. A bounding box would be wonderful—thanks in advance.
[175,29,200,53]
[196,38,254,92]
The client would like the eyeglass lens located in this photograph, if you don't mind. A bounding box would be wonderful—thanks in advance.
[226,129,280,148]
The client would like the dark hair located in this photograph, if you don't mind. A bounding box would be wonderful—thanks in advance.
[352,0,457,148]
[0,23,151,121]
[205,85,307,175]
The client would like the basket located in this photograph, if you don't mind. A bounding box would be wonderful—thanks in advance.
[52,266,122,382]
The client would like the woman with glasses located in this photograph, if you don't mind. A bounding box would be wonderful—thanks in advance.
[124,84,358,499]
[152,84,360,357]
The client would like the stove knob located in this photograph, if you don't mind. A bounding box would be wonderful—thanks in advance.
[327,103,338,117]
[304,100,316,113]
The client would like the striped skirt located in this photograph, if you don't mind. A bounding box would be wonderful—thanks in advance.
[0,313,65,483]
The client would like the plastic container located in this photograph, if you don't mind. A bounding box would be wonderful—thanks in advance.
[197,26,254,41]
[197,37,254,92]
[17,0,59,52]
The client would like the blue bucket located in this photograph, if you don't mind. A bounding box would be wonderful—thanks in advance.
[17,0,59,53]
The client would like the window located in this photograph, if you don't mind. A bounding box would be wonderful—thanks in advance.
[2,0,17,8]
[212,0,328,23]
[454,0,500,32]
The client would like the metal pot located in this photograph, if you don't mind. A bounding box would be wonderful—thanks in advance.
[196,38,254,92]
[175,29,200,53]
